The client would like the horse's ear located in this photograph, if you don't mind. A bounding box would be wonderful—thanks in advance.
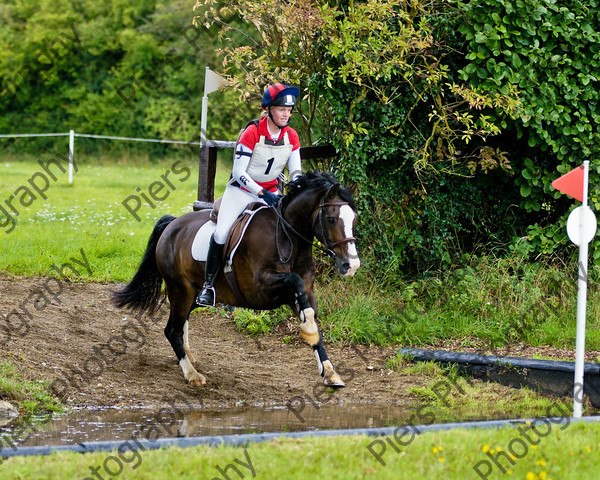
[347,182,358,195]
[326,183,340,199]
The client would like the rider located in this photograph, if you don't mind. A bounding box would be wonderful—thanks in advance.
[196,83,303,307]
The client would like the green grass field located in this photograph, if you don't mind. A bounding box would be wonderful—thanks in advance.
[2,421,600,479]
[0,153,231,282]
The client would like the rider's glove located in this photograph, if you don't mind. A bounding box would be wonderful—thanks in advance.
[258,189,279,207]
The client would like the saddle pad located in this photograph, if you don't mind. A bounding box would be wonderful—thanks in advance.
[191,203,268,263]
[191,221,217,261]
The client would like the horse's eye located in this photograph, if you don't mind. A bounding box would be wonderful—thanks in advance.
[327,217,336,225]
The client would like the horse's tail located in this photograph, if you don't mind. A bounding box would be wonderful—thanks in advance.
[111,215,177,314]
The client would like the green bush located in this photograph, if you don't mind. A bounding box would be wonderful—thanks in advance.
[5,0,599,276]
[232,308,290,336]
[458,0,600,260]
[0,0,243,155]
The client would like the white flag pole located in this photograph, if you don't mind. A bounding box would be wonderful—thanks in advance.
[200,67,210,146]
[573,159,590,418]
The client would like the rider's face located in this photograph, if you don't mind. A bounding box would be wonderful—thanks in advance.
[270,106,292,127]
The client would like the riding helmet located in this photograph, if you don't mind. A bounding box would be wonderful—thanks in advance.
[261,83,299,109]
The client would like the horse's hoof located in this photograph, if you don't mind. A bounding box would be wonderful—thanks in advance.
[188,373,207,386]
[324,374,345,388]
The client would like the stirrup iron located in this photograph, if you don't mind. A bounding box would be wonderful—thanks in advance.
[196,284,216,307]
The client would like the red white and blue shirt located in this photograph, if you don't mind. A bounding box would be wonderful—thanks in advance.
[231,117,301,194]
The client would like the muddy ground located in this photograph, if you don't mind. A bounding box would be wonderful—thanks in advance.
[1,275,597,411]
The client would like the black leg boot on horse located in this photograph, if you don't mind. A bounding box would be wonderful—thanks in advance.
[196,235,225,307]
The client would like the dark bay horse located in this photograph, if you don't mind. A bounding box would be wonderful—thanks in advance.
[112,171,360,387]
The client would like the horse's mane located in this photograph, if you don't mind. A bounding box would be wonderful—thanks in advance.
[282,171,355,210]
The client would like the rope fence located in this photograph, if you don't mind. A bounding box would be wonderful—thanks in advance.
[74,133,201,145]
[0,133,70,138]
[0,130,203,184]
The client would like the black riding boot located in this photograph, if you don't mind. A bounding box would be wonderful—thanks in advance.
[196,236,225,307]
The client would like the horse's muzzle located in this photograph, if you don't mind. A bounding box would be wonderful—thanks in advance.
[337,257,360,277]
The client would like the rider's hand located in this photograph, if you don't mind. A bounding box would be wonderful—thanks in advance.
[258,189,279,207]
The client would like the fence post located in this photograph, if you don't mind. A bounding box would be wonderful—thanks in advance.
[68,129,74,184]
[195,144,217,210]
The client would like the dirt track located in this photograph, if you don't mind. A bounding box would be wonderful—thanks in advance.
[0,275,429,410]
[2,275,596,413]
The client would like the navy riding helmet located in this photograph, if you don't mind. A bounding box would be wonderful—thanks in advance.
[261,83,299,128]
[261,83,299,109]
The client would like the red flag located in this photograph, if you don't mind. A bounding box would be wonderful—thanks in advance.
[552,165,585,202]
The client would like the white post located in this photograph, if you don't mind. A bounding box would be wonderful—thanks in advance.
[69,129,74,184]
[200,66,211,146]
[201,95,208,146]
[573,159,590,418]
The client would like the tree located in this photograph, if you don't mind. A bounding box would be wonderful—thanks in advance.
[194,0,517,169]
[194,0,521,271]
[0,0,242,153]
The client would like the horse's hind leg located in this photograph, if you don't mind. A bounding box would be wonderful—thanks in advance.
[164,284,206,386]
[183,319,197,365]
[278,273,345,387]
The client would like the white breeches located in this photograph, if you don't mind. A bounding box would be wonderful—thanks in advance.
[213,185,269,244]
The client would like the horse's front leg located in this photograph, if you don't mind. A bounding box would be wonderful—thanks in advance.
[263,272,345,387]
[302,288,345,388]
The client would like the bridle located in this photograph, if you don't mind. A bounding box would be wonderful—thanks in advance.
[315,197,357,254]
[273,191,356,262]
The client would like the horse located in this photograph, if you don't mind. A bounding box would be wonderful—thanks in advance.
[111,171,360,387]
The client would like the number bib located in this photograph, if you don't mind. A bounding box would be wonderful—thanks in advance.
[245,134,293,183]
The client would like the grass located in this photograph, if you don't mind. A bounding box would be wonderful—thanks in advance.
[312,253,600,352]
[0,152,231,282]
[2,153,599,352]
[232,306,293,336]
[2,421,600,479]
[0,360,63,415]
[385,357,596,421]
[2,152,600,476]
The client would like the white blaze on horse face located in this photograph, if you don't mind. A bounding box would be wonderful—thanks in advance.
[339,205,360,276]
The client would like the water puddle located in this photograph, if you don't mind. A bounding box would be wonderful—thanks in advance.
[2,404,509,449]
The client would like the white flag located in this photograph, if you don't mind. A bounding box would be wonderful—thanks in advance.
[204,67,229,96]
